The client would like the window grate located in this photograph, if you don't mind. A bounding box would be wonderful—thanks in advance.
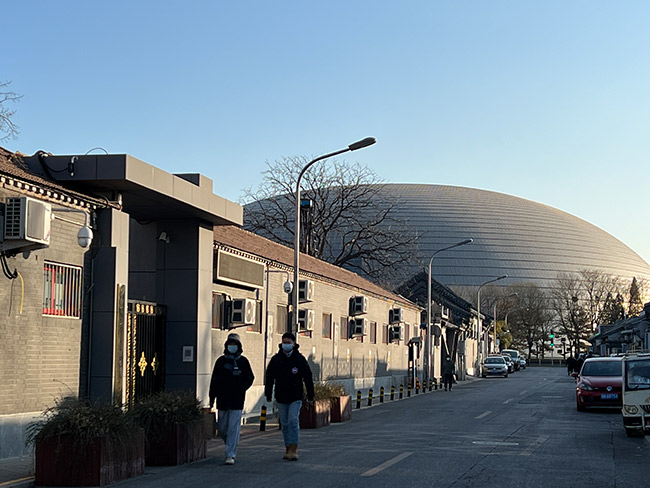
[43,262,83,318]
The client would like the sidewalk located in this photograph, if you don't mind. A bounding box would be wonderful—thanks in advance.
[0,380,475,487]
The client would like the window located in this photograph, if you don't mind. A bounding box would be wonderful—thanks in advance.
[277,305,289,334]
[340,316,348,340]
[383,324,389,344]
[370,321,377,344]
[43,262,83,318]
[322,313,332,339]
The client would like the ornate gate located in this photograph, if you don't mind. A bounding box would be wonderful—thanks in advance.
[126,300,166,406]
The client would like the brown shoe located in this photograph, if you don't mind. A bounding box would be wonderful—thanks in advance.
[287,443,298,461]
[282,445,290,460]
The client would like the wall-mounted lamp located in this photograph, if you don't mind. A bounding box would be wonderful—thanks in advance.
[158,232,170,244]
[51,208,94,248]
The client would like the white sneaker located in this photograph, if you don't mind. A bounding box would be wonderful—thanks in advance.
[225,457,235,465]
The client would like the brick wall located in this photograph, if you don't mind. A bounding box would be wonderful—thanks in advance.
[0,189,87,417]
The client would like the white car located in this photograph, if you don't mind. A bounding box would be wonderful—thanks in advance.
[519,356,527,369]
[482,356,509,378]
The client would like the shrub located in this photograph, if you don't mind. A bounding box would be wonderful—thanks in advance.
[129,391,203,442]
[311,382,346,401]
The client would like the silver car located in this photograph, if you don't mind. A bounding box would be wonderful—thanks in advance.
[482,356,509,378]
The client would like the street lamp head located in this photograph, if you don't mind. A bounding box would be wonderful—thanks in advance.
[348,137,376,151]
[459,238,473,245]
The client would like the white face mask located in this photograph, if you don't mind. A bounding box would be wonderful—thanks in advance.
[282,343,294,352]
[227,345,239,354]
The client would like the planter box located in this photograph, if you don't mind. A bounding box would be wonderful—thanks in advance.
[35,430,145,486]
[145,419,207,466]
[330,395,352,422]
[299,399,331,429]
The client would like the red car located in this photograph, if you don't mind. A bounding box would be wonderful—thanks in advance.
[575,357,622,411]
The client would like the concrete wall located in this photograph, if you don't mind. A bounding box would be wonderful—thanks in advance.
[211,258,421,418]
[0,188,89,458]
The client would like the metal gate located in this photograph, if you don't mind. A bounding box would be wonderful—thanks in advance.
[126,300,166,406]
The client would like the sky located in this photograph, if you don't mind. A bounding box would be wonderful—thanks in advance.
[3,1,649,264]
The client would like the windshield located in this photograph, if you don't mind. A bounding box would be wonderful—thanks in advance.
[625,360,650,390]
[581,360,621,377]
[485,357,505,364]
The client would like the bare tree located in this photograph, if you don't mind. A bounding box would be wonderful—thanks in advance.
[551,273,592,356]
[505,283,554,358]
[0,81,21,142]
[242,156,421,285]
[628,277,644,317]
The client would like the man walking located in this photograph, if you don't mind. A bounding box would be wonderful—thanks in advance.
[209,333,254,465]
[265,332,314,461]
[442,355,455,391]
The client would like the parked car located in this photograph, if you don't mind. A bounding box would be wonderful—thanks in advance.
[502,355,515,373]
[501,349,521,371]
[482,356,509,378]
[519,356,527,370]
[621,353,650,436]
[575,357,623,411]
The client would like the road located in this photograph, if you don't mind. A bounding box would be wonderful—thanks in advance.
[119,367,650,488]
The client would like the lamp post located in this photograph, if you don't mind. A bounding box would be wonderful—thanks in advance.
[492,293,517,353]
[292,137,376,333]
[424,239,473,386]
[476,275,508,372]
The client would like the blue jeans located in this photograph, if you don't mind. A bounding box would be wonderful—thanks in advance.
[277,400,302,446]
[218,409,242,458]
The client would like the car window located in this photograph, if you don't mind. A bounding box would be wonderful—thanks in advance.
[581,361,621,376]
[486,357,504,364]
[625,360,650,390]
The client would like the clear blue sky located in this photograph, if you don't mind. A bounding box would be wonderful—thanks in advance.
[4,1,649,264]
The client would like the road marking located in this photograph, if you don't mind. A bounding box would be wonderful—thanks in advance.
[475,410,491,419]
[503,398,513,404]
[0,477,34,487]
[519,390,528,396]
[361,452,413,477]
[542,395,562,398]
[472,440,520,446]
[520,434,550,456]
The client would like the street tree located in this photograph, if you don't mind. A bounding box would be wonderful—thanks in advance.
[628,277,644,317]
[505,283,553,358]
[551,273,592,356]
[1,81,21,142]
[242,156,420,285]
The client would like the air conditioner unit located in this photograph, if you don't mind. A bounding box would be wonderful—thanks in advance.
[298,309,315,331]
[389,308,402,324]
[441,306,450,320]
[350,318,366,337]
[298,279,315,302]
[349,296,368,316]
[1,197,51,253]
[389,325,403,342]
[231,298,256,325]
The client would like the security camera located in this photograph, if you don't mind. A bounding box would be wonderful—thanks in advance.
[283,281,293,294]
[77,226,93,248]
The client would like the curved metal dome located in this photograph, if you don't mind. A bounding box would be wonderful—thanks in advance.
[375,184,650,288]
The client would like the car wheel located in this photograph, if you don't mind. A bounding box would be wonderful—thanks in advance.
[504,373,508,378]
[577,403,586,412]
[482,374,486,378]
[625,428,636,437]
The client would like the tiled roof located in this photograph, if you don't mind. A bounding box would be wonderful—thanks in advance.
[0,146,103,206]
[213,225,420,310]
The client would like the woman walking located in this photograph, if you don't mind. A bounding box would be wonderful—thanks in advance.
[209,333,254,465]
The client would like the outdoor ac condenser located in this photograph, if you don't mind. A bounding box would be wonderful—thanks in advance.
[1,196,52,253]
[298,309,315,331]
[350,318,367,337]
[231,298,256,325]
[298,279,315,302]
[389,308,402,324]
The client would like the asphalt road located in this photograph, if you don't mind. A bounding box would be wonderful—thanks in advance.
[117,367,650,488]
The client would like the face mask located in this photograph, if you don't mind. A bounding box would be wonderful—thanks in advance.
[282,343,294,352]
[227,345,238,354]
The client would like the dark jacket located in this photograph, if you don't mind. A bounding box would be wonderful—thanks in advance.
[209,353,254,411]
[264,344,314,403]
[441,359,455,376]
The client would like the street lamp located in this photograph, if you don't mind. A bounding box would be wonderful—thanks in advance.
[292,137,376,333]
[492,293,517,353]
[476,275,508,371]
[424,239,473,386]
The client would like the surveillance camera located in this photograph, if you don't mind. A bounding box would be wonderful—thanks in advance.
[283,281,293,294]
[77,226,93,248]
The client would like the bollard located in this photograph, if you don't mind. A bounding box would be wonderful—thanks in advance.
[357,390,362,409]
[416,381,420,394]
[391,385,395,401]
[399,384,404,399]
[380,386,385,403]
[368,388,374,407]
[435,378,439,390]
[260,405,267,431]
[407,384,412,397]
[429,379,433,392]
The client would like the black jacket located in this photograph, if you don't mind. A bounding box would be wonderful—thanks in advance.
[441,359,455,376]
[264,344,314,403]
[209,354,254,411]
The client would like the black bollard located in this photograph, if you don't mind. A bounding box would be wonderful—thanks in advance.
[260,405,267,431]
[356,390,362,409]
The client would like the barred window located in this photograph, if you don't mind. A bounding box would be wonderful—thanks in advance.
[43,262,83,318]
